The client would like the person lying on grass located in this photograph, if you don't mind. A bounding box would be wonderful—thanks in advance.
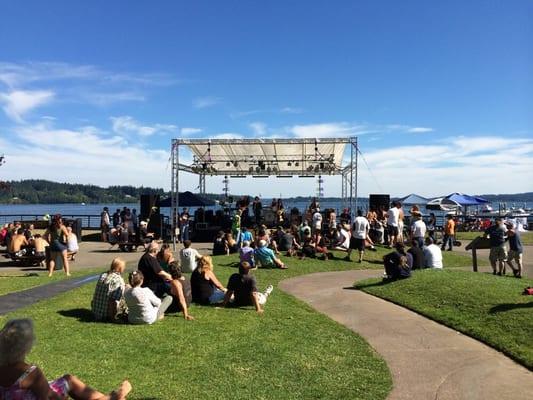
[124,270,172,324]
[91,257,128,322]
[0,318,132,400]
[167,262,194,321]
[222,262,273,314]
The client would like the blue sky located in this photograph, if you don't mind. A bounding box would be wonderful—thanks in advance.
[0,1,532,197]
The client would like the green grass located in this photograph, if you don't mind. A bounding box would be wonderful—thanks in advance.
[0,251,401,400]
[456,231,533,245]
[0,267,106,296]
[355,269,533,370]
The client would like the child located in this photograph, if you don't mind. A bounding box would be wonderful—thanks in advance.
[0,318,131,400]
[124,271,172,324]
[239,240,255,268]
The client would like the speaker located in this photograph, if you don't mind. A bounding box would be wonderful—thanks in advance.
[147,214,163,239]
[369,194,390,212]
[140,194,160,221]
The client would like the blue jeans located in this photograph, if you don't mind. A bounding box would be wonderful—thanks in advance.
[181,224,189,242]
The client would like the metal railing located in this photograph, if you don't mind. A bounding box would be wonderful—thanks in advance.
[0,214,102,229]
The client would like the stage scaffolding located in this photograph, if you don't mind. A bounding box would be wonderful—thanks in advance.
[170,137,358,245]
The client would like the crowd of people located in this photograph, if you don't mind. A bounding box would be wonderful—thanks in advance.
[0,215,79,276]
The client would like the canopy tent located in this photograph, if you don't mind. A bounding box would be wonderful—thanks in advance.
[426,197,461,211]
[183,138,348,176]
[444,193,489,206]
[170,137,359,247]
[395,193,429,206]
[159,191,215,208]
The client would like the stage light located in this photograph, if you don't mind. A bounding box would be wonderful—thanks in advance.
[295,162,299,167]
[226,162,231,167]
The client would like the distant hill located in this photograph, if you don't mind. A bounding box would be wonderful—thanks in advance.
[0,180,167,204]
[0,180,531,204]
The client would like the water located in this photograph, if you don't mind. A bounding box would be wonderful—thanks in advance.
[1,200,532,228]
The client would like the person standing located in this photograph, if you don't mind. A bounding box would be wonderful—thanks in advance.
[100,207,110,242]
[252,196,263,225]
[45,215,70,277]
[179,207,190,242]
[505,222,523,278]
[386,202,400,248]
[348,210,370,263]
[441,215,455,251]
[410,212,426,249]
[484,217,508,275]
[312,208,323,234]
[112,209,121,228]
[232,209,242,243]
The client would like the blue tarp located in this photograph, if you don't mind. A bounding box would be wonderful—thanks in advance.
[444,193,489,206]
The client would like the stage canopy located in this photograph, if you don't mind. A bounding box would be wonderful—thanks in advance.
[180,138,349,176]
[159,191,215,208]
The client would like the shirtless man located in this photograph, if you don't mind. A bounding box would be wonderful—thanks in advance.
[8,228,29,254]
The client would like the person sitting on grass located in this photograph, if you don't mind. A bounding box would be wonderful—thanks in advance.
[138,242,172,298]
[383,243,413,280]
[222,262,273,314]
[179,240,202,273]
[239,240,255,267]
[254,240,288,269]
[224,232,239,254]
[212,230,228,256]
[124,270,172,324]
[157,244,175,272]
[167,262,194,320]
[423,237,443,269]
[0,318,132,400]
[66,226,79,261]
[191,256,227,305]
[408,239,425,270]
[91,257,128,322]
[333,224,351,254]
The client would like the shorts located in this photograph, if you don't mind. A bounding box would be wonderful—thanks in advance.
[350,237,365,251]
[387,225,399,237]
[50,239,67,252]
[49,376,70,397]
[489,246,507,263]
[507,250,522,264]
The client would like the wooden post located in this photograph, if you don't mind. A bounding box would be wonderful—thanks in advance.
[472,247,478,272]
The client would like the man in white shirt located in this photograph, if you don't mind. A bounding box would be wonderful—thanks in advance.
[410,212,427,249]
[386,202,400,248]
[423,237,443,269]
[179,240,202,273]
[348,210,370,263]
[312,208,323,234]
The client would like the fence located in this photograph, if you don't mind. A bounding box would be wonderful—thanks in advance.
[0,214,102,229]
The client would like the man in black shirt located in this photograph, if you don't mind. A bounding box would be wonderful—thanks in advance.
[222,262,273,314]
[138,242,172,298]
[407,239,425,270]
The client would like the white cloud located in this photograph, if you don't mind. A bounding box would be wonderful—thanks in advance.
[249,122,267,136]
[0,61,177,89]
[407,127,434,133]
[280,107,304,114]
[212,133,243,139]
[0,90,55,122]
[81,91,145,106]
[180,127,203,136]
[1,122,179,188]
[110,116,177,137]
[289,122,371,138]
[193,96,221,109]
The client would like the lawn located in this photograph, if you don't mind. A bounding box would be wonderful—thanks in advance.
[355,269,533,370]
[0,267,106,296]
[0,251,401,400]
[456,230,533,245]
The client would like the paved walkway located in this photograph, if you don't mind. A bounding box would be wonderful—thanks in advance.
[280,270,533,400]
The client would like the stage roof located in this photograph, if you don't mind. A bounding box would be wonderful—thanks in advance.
[174,138,350,176]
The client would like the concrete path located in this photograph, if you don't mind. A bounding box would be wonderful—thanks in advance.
[280,270,533,400]
[0,274,99,315]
